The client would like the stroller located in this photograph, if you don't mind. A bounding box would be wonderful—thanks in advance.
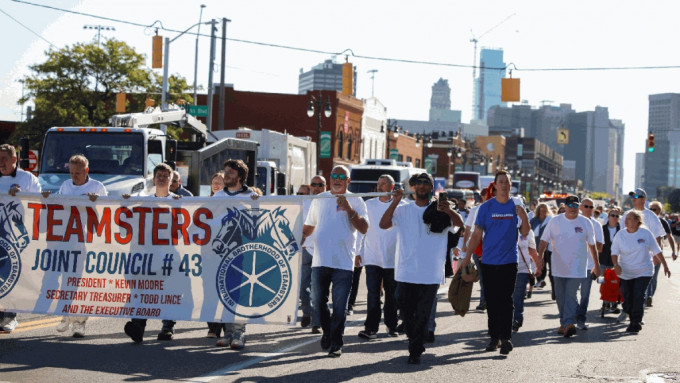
[599,268,623,317]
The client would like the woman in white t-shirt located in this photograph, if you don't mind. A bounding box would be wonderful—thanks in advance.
[611,210,671,333]
[512,229,541,332]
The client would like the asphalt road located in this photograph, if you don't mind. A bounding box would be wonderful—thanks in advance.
[2,247,680,383]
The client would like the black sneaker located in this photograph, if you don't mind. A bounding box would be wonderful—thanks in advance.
[425,331,435,343]
[485,338,500,351]
[157,329,174,341]
[358,330,377,340]
[327,347,342,358]
[311,326,321,334]
[476,302,487,311]
[407,355,421,364]
[320,333,331,350]
[124,321,143,343]
[512,320,521,332]
[395,322,405,334]
[300,316,311,328]
[387,327,399,337]
[499,340,513,355]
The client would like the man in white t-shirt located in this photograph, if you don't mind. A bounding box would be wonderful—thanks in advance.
[538,195,600,339]
[380,172,463,364]
[625,188,666,308]
[302,176,327,335]
[49,155,107,337]
[303,165,368,358]
[576,198,604,330]
[0,144,41,333]
[357,174,406,340]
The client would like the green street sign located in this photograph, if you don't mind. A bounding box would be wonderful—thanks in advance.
[320,131,331,158]
[188,105,209,117]
[389,148,399,160]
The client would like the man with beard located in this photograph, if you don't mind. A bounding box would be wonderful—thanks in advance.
[380,173,463,364]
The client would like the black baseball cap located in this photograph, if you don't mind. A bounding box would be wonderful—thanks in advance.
[565,195,580,206]
[415,173,433,185]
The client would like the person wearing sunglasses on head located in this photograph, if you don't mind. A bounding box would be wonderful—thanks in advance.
[303,167,368,358]
[600,208,623,315]
[624,188,666,308]
[538,195,601,339]
[575,198,604,331]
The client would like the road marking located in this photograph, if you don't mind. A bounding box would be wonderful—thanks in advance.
[188,286,452,382]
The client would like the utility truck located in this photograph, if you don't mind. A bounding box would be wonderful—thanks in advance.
[30,106,258,196]
[212,128,316,195]
[347,159,426,196]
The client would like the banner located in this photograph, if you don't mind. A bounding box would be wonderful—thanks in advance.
[0,194,303,325]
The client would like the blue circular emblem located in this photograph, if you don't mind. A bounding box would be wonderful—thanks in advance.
[0,238,22,299]
[216,243,292,318]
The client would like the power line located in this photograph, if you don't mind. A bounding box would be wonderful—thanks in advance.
[11,0,680,73]
[0,7,56,48]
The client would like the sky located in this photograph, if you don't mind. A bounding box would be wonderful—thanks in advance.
[2,0,680,195]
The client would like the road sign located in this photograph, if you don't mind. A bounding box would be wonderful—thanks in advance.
[557,128,569,145]
[27,150,38,172]
[320,132,331,158]
[188,105,209,117]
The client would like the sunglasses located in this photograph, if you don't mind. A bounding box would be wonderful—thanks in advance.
[171,180,179,184]
[330,174,348,180]
[632,195,644,199]
[414,179,431,185]
[582,205,594,209]
[567,203,579,208]
[310,182,325,187]
[609,215,619,218]
[650,208,660,212]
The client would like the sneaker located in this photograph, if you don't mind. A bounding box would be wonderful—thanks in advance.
[387,327,399,337]
[476,302,487,311]
[358,330,377,340]
[327,347,342,358]
[617,312,628,323]
[611,307,621,314]
[207,331,218,338]
[320,333,331,350]
[485,338,500,351]
[216,333,233,347]
[395,322,405,334]
[56,318,70,333]
[577,322,589,330]
[346,308,354,316]
[626,324,641,333]
[0,318,18,333]
[646,297,653,307]
[564,324,577,338]
[557,326,565,335]
[157,329,174,341]
[512,320,521,332]
[311,326,322,334]
[551,290,556,300]
[499,340,513,355]
[425,331,435,343]
[72,322,85,338]
[230,331,246,350]
[526,290,532,299]
[124,321,143,343]
[640,320,645,325]
[300,316,311,328]
[407,355,421,364]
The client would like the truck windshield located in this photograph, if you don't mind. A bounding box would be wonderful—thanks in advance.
[41,132,145,175]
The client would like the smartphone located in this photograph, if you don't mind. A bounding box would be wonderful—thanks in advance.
[438,193,448,203]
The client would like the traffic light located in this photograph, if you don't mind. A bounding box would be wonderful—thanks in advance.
[152,35,163,69]
[115,93,126,113]
[647,133,655,153]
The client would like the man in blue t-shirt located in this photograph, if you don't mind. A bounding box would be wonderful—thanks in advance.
[460,170,531,356]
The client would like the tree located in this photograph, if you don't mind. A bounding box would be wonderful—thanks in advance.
[589,191,611,201]
[12,39,192,146]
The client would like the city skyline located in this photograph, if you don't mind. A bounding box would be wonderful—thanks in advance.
[2,0,680,195]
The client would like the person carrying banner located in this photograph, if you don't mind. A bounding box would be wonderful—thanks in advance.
[0,143,41,333]
[303,165,368,358]
[43,154,107,337]
[123,163,181,343]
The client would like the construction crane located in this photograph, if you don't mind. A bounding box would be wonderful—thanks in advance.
[367,69,378,98]
[470,13,516,119]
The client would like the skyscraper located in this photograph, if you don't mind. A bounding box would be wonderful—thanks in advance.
[644,93,680,198]
[298,59,357,96]
[429,78,461,123]
[474,48,506,122]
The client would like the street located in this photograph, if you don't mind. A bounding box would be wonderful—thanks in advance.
[2,246,680,383]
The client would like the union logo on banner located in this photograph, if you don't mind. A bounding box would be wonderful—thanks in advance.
[212,207,299,318]
[0,201,29,299]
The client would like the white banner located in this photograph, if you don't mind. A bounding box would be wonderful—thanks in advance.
[0,194,303,326]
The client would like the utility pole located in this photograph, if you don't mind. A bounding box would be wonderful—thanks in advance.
[193,4,206,105]
[367,69,378,98]
[218,18,230,132]
[206,19,217,131]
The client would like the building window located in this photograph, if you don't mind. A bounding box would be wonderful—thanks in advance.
[347,134,353,160]
[407,156,412,164]
[416,159,421,167]
[398,154,403,162]
[337,131,343,159]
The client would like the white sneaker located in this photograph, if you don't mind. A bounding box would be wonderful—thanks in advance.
[72,322,85,338]
[617,311,627,323]
[1,318,18,332]
[230,331,246,350]
[56,318,70,333]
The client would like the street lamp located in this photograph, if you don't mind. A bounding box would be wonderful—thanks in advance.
[381,119,399,160]
[307,91,332,173]
[192,4,207,105]
[83,24,115,46]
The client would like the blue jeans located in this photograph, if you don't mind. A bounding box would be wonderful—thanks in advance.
[512,272,531,325]
[645,263,661,299]
[428,294,438,332]
[576,269,593,324]
[312,266,353,350]
[553,277,581,327]
[364,265,398,332]
[473,254,485,305]
[621,276,652,325]
[299,249,314,319]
